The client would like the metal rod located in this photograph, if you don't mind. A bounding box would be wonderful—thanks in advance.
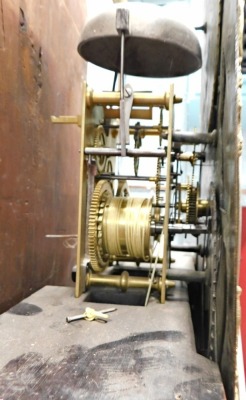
[166,268,206,283]
[151,223,208,235]
[103,124,168,131]
[170,244,202,254]
[46,234,77,238]
[66,314,86,323]
[51,115,81,126]
[46,224,208,246]
[96,174,168,181]
[162,130,216,145]
[120,32,125,99]
[177,151,205,162]
[120,98,126,156]
[85,147,204,162]
[119,32,126,155]
[102,124,215,145]
[84,147,167,157]
[168,224,208,235]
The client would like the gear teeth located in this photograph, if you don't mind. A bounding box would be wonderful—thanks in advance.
[88,180,113,272]
[155,157,162,205]
[186,184,197,224]
[94,125,107,172]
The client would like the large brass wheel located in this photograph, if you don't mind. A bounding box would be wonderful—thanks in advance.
[88,180,113,272]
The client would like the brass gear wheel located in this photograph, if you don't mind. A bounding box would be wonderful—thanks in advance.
[88,180,113,272]
[94,125,107,173]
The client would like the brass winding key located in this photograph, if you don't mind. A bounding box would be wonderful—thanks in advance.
[66,307,117,323]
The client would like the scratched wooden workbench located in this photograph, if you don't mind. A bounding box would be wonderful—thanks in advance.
[0,285,225,399]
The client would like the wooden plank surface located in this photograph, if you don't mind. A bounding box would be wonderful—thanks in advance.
[0,286,225,399]
[0,0,86,314]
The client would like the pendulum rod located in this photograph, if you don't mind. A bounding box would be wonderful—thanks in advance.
[116,8,130,156]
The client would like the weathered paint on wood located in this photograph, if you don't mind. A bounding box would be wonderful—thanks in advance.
[201,0,243,398]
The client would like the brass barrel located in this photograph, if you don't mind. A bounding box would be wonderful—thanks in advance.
[87,89,182,109]
[86,270,175,292]
[104,107,153,120]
